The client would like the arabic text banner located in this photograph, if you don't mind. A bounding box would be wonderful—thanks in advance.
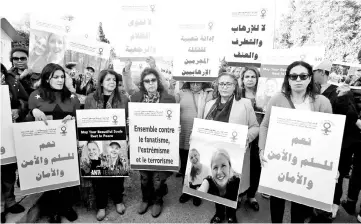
[65,35,111,84]
[182,118,248,208]
[223,0,276,64]
[259,107,345,212]
[1,85,16,164]
[115,1,170,57]
[13,120,79,195]
[76,109,129,177]
[129,103,180,171]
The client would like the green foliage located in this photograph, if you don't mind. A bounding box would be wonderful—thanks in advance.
[97,22,110,44]
[11,29,29,49]
[275,0,361,63]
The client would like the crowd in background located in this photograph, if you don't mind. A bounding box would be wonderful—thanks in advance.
[1,46,361,223]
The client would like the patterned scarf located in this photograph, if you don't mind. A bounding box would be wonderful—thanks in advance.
[97,91,115,109]
[205,94,234,122]
[142,91,160,103]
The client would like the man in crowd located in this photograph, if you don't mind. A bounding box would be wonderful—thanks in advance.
[313,60,361,222]
[8,47,34,95]
[341,53,361,223]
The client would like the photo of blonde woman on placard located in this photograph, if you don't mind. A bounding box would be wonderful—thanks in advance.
[182,139,244,208]
[80,140,129,177]
[28,30,66,73]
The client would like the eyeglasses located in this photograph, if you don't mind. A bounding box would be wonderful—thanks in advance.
[143,78,157,84]
[12,57,27,62]
[288,73,310,81]
[218,82,234,88]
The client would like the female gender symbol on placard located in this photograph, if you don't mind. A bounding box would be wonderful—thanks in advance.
[113,115,118,125]
[150,5,155,12]
[231,131,238,142]
[166,110,172,119]
[61,126,67,135]
[261,9,267,19]
[322,122,332,135]
[98,48,103,56]
[65,26,70,33]
[208,22,214,30]
[85,34,88,39]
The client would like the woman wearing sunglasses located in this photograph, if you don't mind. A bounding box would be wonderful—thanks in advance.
[130,67,175,218]
[259,61,332,223]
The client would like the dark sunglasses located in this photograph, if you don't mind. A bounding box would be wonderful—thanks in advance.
[143,78,157,84]
[288,73,310,81]
[12,57,28,62]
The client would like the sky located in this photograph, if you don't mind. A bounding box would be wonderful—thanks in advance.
[1,0,290,52]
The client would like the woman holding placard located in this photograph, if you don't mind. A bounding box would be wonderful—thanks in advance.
[259,61,332,223]
[27,63,80,223]
[84,69,129,221]
[1,63,28,223]
[176,81,213,206]
[203,72,260,223]
[239,67,264,212]
[130,67,176,218]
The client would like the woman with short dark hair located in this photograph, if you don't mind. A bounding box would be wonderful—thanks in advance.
[130,67,176,218]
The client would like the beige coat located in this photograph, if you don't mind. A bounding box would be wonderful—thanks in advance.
[203,97,260,193]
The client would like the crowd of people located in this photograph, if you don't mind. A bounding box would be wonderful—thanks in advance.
[1,46,361,223]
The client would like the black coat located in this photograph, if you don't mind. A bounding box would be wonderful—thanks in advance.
[322,85,360,147]
[3,70,29,122]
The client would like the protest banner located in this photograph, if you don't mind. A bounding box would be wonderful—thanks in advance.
[129,102,180,171]
[28,14,70,73]
[76,109,128,177]
[182,118,248,209]
[1,85,16,164]
[12,120,79,195]
[170,1,220,82]
[65,35,111,78]
[115,1,170,57]
[223,0,276,65]
[256,46,325,111]
[258,107,345,212]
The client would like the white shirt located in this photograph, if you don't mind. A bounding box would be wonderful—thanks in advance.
[293,97,311,111]
[186,164,211,186]
[320,83,331,94]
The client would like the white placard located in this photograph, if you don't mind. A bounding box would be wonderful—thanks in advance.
[129,102,180,171]
[13,120,80,195]
[259,107,345,212]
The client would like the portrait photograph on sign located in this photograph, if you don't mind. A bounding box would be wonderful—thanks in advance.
[182,119,248,209]
[79,140,129,177]
[255,77,283,112]
[28,29,67,73]
[183,141,243,208]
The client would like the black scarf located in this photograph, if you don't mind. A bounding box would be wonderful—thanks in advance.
[205,95,234,123]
